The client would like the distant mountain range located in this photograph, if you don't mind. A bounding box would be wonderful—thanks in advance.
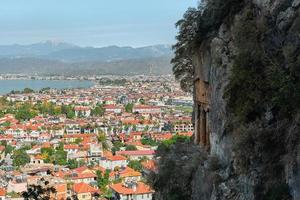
[0,41,173,75]
[0,41,78,58]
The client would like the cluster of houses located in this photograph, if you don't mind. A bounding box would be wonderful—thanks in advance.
[0,77,193,200]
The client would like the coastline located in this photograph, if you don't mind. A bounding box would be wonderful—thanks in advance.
[0,79,94,95]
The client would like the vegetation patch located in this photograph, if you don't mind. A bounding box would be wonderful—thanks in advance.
[225,5,300,123]
[172,0,244,92]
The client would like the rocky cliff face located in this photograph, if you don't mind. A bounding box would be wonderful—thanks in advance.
[192,0,300,199]
[151,0,300,200]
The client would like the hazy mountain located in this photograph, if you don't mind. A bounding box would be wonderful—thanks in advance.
[0,41,172,62]
[46,44,172,62]
[0,56,172,75]
[0,41,173,75]
[0,40,78,57]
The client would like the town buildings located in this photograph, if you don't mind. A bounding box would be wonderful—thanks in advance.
[0,75,192,199]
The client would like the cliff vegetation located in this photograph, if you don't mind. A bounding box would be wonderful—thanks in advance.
[153,0,300,199]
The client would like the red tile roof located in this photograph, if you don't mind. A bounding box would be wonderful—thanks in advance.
[178,132,193,137]
[0,188,6,196]
[106,155,127,161]
[73,182,99,194]
[110,182,153,195]
[72,171,97,180]
[151,133,173,141]
[73,166,89,173]
[74,106,90,111]
[117,167,141,178]
[116,150,155,156]
[34,154,44,160]
[55,183,67,193]
[64,144,80,149]
[71,167,97,180]
[42,142,52,148]
[141,160,157,172]
[0,145,5,152]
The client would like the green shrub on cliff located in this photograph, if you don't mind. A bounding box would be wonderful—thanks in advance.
[148,137,206,200]
[225,5,300,123]
[156,135,190,154]
[172,0,244,92]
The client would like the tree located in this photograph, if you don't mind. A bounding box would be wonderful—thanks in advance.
[124,125,130,132]
[141,137,158,146]
[91,105,105,116]
[39,87,50,93]
[156,135,191,154]
[125,145,137,151]
[41,147,67,165]
[128,160,142,172]
[41,148,55,163]
[0,121,11,127]
[171,7,200,93]
[23,88,34,94]
[139,98,145,104]
[5,144,14,155]
[67,159,84,169]
[96,169,111,197]
[74,138,83,144]
[143,125,149,132]
[97,132,109,150]
[48,105,61,116]
[162,123,173,132]
[12,148,30,167]
[15,103,37,121]
[172,0,244,93]
[112,141,124,154]
[36,102,58,116]
[22,179,56,200]
[61,105,75,119]
[57,142,64,151]
[125,103,133,113]
[132,125,137,131]
[111,147,118,155]
[0,141,7,146]
[0,97,8,107]
[7,191,21,198]
[113,141,123,149]
[52,149,67,165]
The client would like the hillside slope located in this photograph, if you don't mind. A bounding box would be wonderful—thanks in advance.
[0,42,172,75]
[0,56,172,75]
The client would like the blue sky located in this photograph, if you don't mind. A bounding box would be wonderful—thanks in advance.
[0,0,198,47]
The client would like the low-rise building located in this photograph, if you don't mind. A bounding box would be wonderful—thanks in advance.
[72,182,100,200]
[110,181,154,200]
[104,105,122,114]
[88,144,103,163]
[116,150,155,161]
[74,106,91,118]
[99,155,127,170]
[132,105,161,115]
[0,188,6,200]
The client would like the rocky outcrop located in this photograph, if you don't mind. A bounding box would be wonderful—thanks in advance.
[189,0,300,199]
[161,0,300,200]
